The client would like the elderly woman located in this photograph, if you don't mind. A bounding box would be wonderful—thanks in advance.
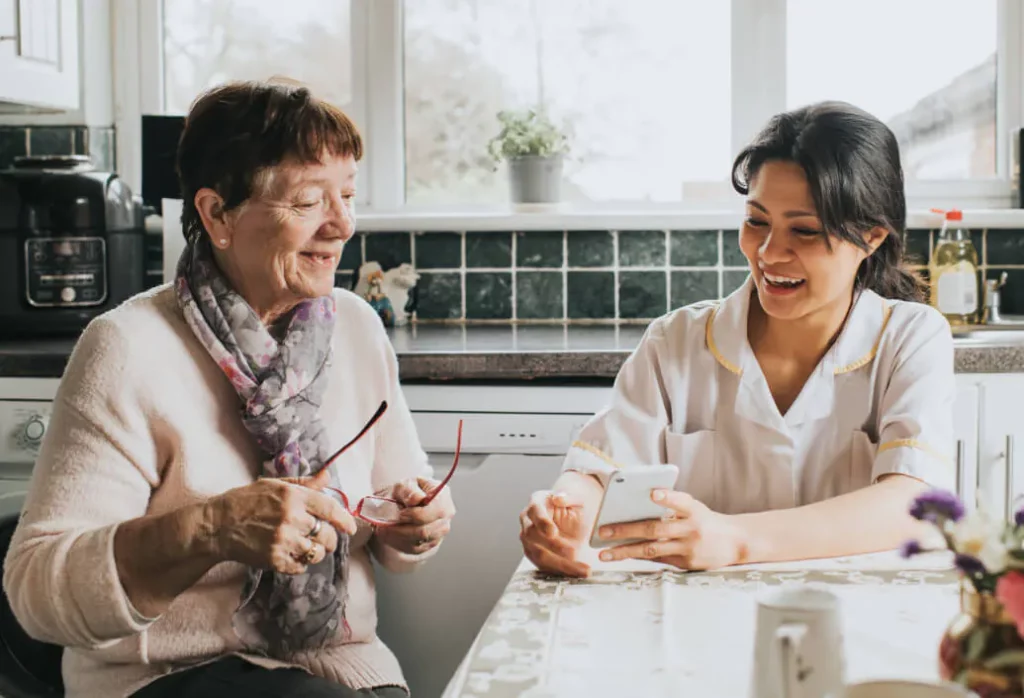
[2,81,454,698]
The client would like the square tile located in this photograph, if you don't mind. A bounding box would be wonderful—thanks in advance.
[723,270,750,295]
[0,127,27,168]
[365,232,412,269]
[415,232,461,269]
[467,232,512,268]
[619,271,667,319]
[722,230,747,267]
[516,271,563,319]
[516,231,563,268]
[904,229,931,266]
[334,271,355,290]
[618,230,666,267]
[671,271,720,308]
[29,127,74,156]
[416,272,462,319]
[339,237,362,272]
[567,271,614,319]
[466,272,512,319]
[670,230,719,267]
[984,229,1024,266]
[567,230,614,267]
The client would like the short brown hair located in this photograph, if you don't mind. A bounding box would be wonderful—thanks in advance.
[176,80,363,243]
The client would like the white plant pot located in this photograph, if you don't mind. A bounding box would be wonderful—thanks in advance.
[508,155,563,204]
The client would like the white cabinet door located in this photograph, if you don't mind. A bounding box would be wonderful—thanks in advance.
[374,453,564,698]
[975,375,1024,520]
[953,377,980,509]
[0,0,79,110]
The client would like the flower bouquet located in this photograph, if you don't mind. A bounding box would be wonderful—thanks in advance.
[903,489,1024,696]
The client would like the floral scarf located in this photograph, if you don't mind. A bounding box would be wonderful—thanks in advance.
[175,236,349,658]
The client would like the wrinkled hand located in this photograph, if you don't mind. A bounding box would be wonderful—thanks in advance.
[207,468,357,576]
[519,490,592,578]
[597,489,748,571]
[374,477,456,555]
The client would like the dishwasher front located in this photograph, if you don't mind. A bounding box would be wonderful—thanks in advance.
[373,384,611,698]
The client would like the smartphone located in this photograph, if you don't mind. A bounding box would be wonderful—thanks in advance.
[589,464,680,549]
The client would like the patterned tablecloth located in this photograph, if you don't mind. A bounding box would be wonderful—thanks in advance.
[442,552,961,698]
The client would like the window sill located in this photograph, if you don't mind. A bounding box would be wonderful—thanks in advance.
[355,206,1024,231]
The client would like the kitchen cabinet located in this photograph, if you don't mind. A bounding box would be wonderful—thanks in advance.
[0,0,79,111]
[953,376,980,509]
[958,374,1024,520]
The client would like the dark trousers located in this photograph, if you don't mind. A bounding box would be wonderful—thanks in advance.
[131,656,410,698]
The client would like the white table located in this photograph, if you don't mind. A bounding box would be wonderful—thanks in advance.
[442,551,960,698]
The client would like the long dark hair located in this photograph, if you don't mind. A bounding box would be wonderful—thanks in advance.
[731,101,924,302]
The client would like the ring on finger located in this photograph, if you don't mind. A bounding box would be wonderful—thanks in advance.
[307,517,323,539]
[301,543,319,564]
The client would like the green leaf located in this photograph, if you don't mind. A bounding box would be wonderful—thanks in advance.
[982,649,1024,670]
[966,625,991,662]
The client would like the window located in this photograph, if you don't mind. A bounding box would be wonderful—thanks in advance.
[126,0,1022,209]
[786,0,998,181]
[403,0,732,205]
[162,0,353,115]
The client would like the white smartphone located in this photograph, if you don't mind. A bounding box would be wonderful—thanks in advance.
[589,464,679,549]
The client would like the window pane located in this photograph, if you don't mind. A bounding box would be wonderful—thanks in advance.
[787,0,996,180]
[163,0,352,115]
[404,0,731,205]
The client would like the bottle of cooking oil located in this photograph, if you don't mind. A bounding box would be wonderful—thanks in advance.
[929,208,979,325]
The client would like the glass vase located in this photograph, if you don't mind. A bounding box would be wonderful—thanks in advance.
[939,583,1024,697]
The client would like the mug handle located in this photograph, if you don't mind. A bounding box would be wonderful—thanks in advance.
[776,622,809,698]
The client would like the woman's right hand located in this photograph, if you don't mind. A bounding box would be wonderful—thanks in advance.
[519,490,592,578]
[206,469,357,575]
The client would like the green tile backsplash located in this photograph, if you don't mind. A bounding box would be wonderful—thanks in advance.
[0,125,116,171]
[140,227,1024,323]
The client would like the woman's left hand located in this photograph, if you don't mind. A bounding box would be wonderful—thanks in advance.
[374,477,456,555]
[596,489,749,571]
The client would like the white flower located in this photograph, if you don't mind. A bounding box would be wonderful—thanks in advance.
[951,510,1008,573]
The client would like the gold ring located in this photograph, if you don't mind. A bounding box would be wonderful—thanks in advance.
[302,545,318,564]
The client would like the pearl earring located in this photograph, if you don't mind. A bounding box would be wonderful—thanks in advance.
[219,239,227,246]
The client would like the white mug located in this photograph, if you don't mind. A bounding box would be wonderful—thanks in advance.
[830,680,975,697]
[751,587,845,698]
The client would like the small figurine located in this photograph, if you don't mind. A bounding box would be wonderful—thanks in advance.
[355,261,420,327]
[362,268,395,327]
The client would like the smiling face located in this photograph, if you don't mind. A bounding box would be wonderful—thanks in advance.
[196,152,358,321]
[740,160,883,322]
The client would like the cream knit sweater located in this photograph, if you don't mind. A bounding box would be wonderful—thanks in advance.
[3,285,437,698]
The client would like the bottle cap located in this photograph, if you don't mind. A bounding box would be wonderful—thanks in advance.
[931,207,964,221]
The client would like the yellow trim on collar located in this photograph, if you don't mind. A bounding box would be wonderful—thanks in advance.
[833,303,894,375]
[571,441,623,469]
[877,438,951,464]
[705,306,743,376]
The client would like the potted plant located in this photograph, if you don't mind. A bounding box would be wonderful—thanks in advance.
[903,490,1024,695]
[487,108,569,206]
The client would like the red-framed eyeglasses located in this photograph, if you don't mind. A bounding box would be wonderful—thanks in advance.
[321,400,462,527]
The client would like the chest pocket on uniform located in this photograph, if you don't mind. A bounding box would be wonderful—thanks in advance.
[848,430,877,493]
[664,430,717,508]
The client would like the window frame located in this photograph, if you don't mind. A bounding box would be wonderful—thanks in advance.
[118,0,1024,211]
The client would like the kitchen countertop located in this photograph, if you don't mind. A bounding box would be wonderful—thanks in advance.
[1,324,1023,381]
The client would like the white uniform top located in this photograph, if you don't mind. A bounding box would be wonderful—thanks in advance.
[564,277,956,515]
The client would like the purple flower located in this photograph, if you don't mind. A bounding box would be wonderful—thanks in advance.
[955,553,987,576]
[1014,508,1024,527]
[900,540,924,558]
[909,489,965,523]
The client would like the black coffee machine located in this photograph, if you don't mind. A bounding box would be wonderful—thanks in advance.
[0,155,147,339]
